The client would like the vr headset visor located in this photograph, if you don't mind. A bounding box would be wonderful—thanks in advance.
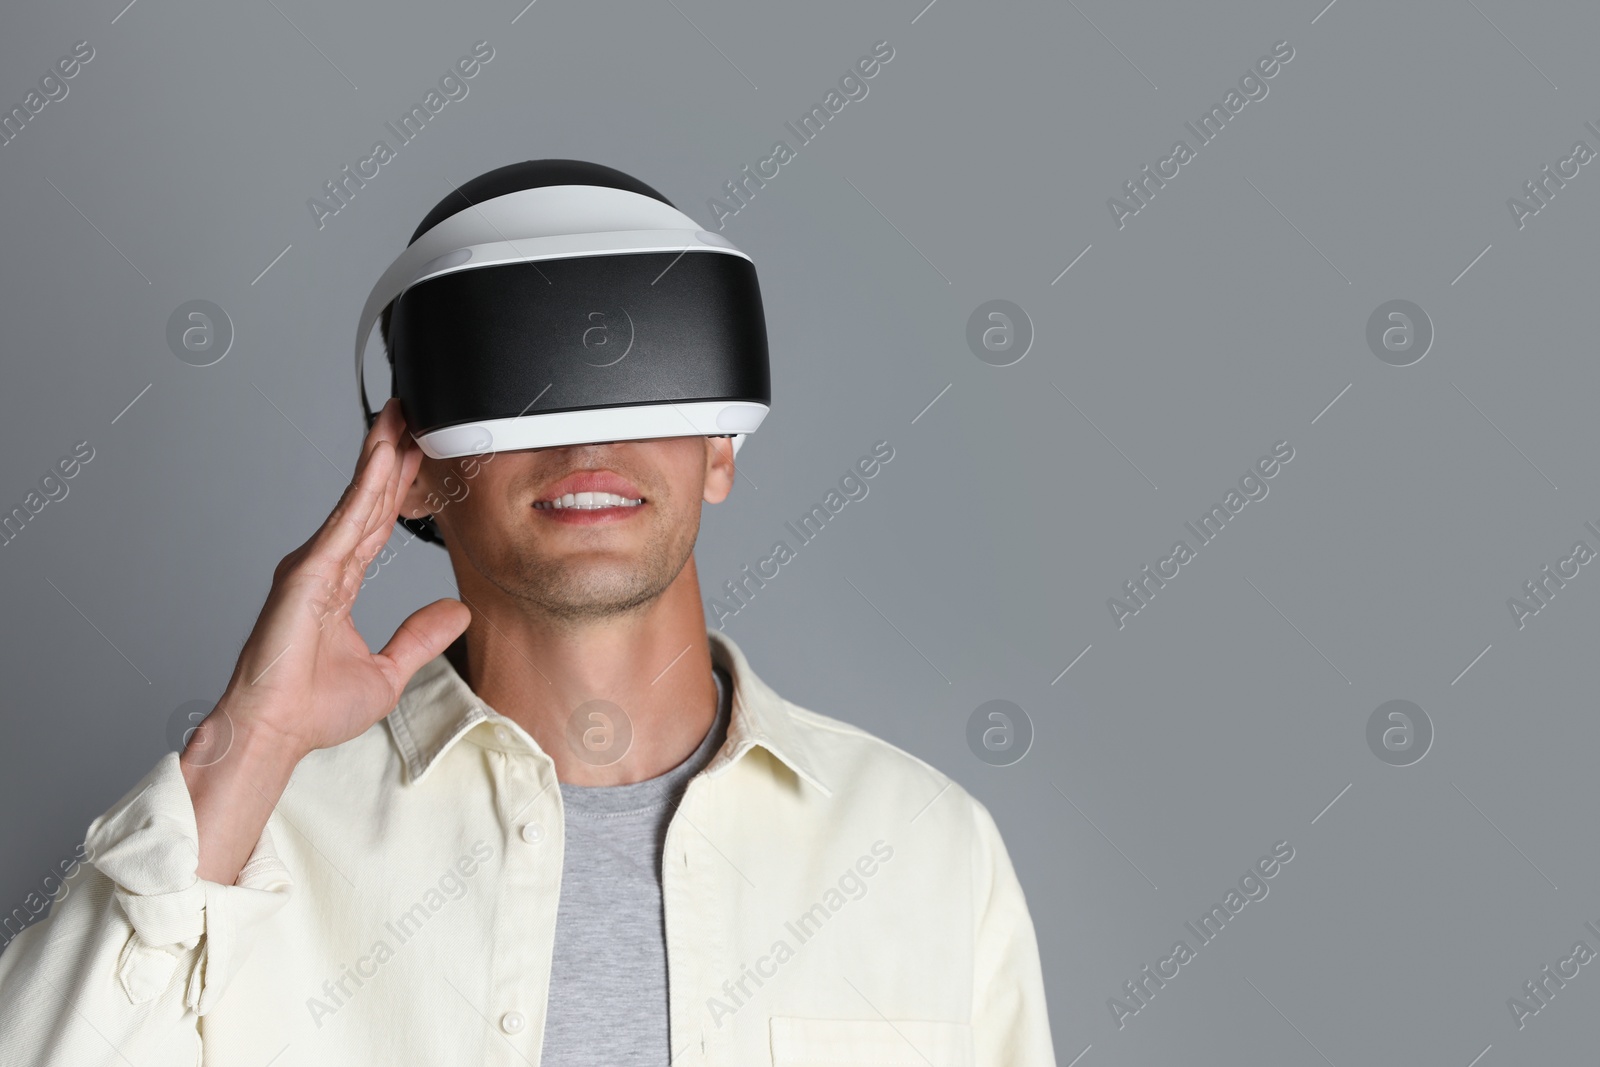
[355,182,771,460]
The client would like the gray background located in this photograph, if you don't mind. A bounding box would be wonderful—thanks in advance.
[1,0,1595,1063]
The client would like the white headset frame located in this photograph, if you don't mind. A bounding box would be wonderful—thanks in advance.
[355,184,766,459]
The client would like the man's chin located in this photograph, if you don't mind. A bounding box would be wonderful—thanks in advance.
[498,560,664,612]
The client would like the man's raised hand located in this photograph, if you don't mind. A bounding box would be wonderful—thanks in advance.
[180,398,470,884]
[217,397,471,759]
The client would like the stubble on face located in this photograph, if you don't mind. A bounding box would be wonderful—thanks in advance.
[444,444,704,627]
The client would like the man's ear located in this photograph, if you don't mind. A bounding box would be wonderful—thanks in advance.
[400,453,441,520]
[703,436,736,505]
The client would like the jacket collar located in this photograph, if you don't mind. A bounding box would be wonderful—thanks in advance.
[384,628,832,797]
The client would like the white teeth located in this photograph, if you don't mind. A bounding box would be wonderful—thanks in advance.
[535,491,644,510]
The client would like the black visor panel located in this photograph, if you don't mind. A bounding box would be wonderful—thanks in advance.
[389,250,770,436]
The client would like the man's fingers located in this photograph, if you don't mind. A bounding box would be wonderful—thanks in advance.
[279,400,416,626]
[348,398,395,486]
[374,598,472,696]
[380,428,422,534]
[370,396,402,442]
[313,438,395,567]
[352,398,406,493]
[396,438,428,521]
[354,426,425,563]
[360,440,404,553]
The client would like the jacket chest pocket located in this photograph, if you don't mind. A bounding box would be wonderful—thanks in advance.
[769,1016,974,1067]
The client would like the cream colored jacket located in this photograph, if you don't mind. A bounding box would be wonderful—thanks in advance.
[0,629,1056,1066]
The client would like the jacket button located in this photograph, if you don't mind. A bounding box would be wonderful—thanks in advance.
[520,822,543,844]
[500,1010,525,1034]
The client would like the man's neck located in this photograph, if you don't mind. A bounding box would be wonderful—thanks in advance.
[445,558,721,787]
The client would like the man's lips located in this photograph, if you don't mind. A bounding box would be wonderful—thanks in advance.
[534,469,645,502]
[532,470,647,523]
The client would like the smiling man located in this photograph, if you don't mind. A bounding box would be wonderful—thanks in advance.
[0,161,1057,1067]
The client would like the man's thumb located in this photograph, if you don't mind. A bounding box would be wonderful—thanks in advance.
[376,598,472,694]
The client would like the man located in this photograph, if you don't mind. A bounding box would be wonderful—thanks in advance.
[0,161,1056,1066]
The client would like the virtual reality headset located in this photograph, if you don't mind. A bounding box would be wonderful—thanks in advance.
[355,160,772,462]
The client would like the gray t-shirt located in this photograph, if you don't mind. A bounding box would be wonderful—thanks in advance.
[540,665,732,1065]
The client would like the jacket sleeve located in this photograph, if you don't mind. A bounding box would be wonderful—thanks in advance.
[969,797,1058,1067]
[0,752,293,1066]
